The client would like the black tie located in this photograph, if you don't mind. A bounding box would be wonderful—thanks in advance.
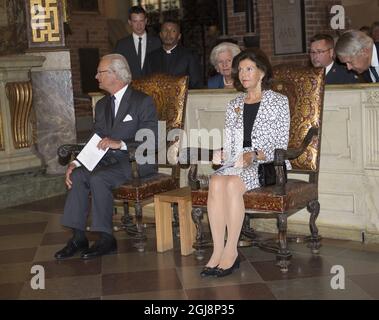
[137,37,142,70]
[110,95,116,125]
[370,66,379,82]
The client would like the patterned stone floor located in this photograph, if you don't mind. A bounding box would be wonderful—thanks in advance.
[1,195,379,300]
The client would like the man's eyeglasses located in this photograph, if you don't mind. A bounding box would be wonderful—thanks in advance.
[309,48,332,55]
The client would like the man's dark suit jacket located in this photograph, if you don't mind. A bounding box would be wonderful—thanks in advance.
[362,42,379,83]
[326,61,359,84]
[93,87,158,178]
[114,34,161,79]
[146,46,203,89]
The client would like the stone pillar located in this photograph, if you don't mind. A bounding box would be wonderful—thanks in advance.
[0,55,45,173]
[23,0,76,174]
[27,50,76,175]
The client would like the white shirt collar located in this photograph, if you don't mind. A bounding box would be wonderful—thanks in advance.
[164,44,178,54]
[113,84,128,101]
[371,44,379,67]
[112,84,128,116]
[132,32,146,41]
[325,61,334,75]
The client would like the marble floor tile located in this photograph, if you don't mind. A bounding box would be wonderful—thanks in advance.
[267,276,373,300]
[349,273,379,299]
[324,255,379,276]
[0,247,37,265]
[0,222,47,236]
[102,289,188,300]
[252,254,333,281]
[335,248,379,263]
[11,195,67,214]
[33,258,102,279]
[101,251,176,274]
[0,282,24,299]
[0,234,43,251]
[0,262,34,284]
[0,195,378,300]
[19,275,102,300]
[102,268,182,296]
[185,283,276,300]
[0,210,51,225]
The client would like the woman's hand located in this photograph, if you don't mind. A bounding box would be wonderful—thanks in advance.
[212,149,224,165]
[234,150,266,168]
[234,152,255,168]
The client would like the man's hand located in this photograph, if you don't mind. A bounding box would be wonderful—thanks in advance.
[65,162,77,189]
[97,137,122,150]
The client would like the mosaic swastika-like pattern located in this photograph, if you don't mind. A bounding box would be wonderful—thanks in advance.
[30,0,60,43]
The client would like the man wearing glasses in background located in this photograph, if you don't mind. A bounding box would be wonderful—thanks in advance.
[309,34,359,84]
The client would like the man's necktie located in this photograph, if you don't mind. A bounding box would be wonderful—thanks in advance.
[137,37,142,70]
[370,66,379,82]
[110,95,116,125]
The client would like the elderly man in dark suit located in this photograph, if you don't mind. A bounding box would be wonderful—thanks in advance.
[114,6,161,79]
[146,20,203,89]
[309,34,359,84]
[335,30,379,83]
[54,54,158,260]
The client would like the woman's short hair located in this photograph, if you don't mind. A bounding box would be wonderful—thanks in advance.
[103,54,132,84]
[209,42,241,67]
[232,48,273,92]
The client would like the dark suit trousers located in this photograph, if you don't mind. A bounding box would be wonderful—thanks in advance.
[61,162,128,235]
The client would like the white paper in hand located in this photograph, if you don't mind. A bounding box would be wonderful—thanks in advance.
[76,133,109,171]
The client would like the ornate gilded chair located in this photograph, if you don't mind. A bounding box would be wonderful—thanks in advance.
[58,74,189,251]
[180,65,325,272]
[113,74,188,250]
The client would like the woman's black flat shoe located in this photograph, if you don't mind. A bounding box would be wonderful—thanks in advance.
[215,256,240,278]
[200,266,218,277]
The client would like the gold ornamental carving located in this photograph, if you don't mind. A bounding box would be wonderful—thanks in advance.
[5,81,34,149]
[0,100,4,151]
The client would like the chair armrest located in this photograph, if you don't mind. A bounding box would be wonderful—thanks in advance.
[57,144,85,166]
[179,147,216,190]
[273,126,318,188]
[284,127,318,161]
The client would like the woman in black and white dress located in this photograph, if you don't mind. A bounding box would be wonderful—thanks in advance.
[201,49,291,278]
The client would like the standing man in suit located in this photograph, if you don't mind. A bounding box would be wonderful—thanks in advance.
[335,30,379,83]
[54,54,158,260]
[309,34,359,84]
[114,6,161,79]
[146,20,203,89]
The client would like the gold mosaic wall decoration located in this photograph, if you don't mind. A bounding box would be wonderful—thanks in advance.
[25,0,65,48]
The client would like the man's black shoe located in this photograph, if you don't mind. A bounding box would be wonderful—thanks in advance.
[54,238,89,260]
[81,237,117,260]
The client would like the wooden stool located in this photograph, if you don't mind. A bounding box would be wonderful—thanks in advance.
[154,187,195,255]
